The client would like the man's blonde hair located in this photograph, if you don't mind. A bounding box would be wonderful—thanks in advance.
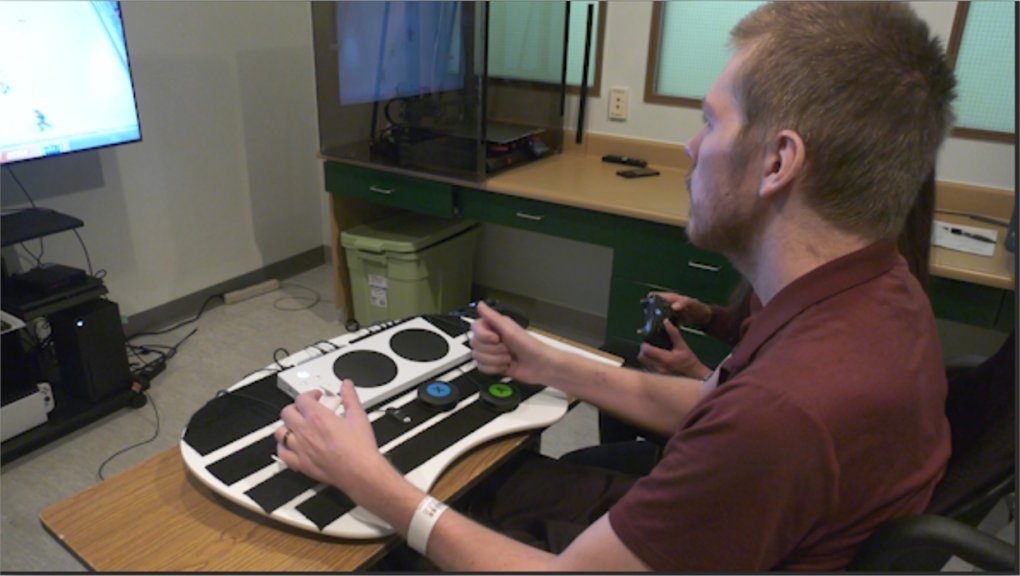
[731,2,956,241]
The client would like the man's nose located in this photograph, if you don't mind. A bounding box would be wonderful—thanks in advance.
[684,132,701,160]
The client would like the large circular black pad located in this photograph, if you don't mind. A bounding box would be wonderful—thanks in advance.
[334,350,398,388]
[390,329,449,362]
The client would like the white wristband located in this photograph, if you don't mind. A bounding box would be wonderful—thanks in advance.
[406,495,449,555]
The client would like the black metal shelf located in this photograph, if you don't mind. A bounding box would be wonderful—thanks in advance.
[1,208,139,463]
[1,208,84,247]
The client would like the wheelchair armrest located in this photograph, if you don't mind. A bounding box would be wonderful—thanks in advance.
[848,514,1017,572]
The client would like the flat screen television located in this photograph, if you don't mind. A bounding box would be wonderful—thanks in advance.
[0,1,142,165]
[336,1,464,106]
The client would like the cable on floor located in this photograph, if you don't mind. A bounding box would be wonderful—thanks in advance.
[96,392,159,481]
[273,282,335,312]
[127,294,224,340]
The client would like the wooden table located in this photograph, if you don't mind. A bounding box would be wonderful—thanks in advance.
[40,431,535,572]
[40,330,612,572]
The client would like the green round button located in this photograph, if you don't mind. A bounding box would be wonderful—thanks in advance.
[488,383,514,398]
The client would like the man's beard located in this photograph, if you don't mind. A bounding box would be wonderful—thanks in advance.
[684,166,758,257]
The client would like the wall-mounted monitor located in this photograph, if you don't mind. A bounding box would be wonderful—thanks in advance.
[336,1,464,106]
[0,1,142,165]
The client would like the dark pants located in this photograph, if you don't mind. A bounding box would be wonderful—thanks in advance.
[372,445,654,571]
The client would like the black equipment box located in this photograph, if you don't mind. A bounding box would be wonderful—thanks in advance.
[49,299,132,402]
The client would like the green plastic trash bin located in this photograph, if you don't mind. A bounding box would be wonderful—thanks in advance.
[341,213,479,326]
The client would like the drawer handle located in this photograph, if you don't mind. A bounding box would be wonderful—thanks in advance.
[687,260,721,273]
[515,211,545,222]
[369,185,395,195]
[679,325,707,337]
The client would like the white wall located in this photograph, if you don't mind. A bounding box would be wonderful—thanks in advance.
[1,2,323,319]
[2,2,1009,323]
[480,0,1016,317]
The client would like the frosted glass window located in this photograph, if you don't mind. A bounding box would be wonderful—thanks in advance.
[654,1,763,101]
[952,1,1015,136]
[489,1,599,87]
[566,0,599,87]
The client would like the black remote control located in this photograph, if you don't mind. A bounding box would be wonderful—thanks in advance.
[602,154,647,168]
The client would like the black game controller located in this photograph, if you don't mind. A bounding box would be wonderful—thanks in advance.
[462,299,530,328]
[638,294,681,350]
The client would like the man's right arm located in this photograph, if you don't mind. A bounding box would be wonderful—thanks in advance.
[471,302,706,436]
[545,341,706,436]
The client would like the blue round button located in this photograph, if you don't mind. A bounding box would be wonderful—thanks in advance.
[419,380,460,411]
[426,382,452,398]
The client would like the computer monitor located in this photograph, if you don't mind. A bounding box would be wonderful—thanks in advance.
[0,1,142,165]
[336,1,464,106]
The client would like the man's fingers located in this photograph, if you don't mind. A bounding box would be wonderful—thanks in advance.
[476,301,518,335]
[339,379,365,420]
[638,343,669,373]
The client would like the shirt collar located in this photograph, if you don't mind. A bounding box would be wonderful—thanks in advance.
[718,241,902,384]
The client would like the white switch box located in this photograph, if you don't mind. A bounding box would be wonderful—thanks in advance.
[609,86,629,121]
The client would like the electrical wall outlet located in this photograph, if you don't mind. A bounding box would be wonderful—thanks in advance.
[609,86,629,121]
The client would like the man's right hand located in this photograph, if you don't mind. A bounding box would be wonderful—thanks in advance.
[470,301,554,385]
[649,291,713,328]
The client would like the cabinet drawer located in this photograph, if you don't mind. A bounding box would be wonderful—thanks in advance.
[615,249,740,307]
[324,162,455,217]
[607,277,733,367]
[458,189,620,246]
[614,226,738,293]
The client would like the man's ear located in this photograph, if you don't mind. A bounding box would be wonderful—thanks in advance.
[759,129,805,199]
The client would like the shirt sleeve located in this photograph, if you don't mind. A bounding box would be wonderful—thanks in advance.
[701,304,743,345]
[607,381,839,571]
[702,290,760,345]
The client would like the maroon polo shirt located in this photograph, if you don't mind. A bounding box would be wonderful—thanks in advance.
[609,241,950,571]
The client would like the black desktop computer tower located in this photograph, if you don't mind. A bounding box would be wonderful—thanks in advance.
[49,299,132,401]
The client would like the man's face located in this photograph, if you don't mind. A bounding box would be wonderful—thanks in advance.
[683,50,762,255]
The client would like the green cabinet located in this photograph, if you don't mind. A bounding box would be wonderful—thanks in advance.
[458,186,742,363]
[324,162,456,218]
[606,277,735,367]
[607,220,741,365]
[929,276,1014,330]
[325,160,1013,367]
[457,189,621,247]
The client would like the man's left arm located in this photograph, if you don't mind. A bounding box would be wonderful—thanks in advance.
[367,468,649,571]
[277,382,651,572]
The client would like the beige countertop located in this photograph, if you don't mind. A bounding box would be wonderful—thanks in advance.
[933,181,1015,290]
[485,152,690,227]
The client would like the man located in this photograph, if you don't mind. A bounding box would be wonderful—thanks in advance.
[276,2,956,570]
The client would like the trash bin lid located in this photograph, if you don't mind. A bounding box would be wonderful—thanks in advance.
[340,213,477,254]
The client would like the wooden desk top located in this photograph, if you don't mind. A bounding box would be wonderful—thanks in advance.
[39,429,532,572]
[40,330,617,572]
[931,213,1015,290]
[485,152,690,228]
[932,181,1016,291]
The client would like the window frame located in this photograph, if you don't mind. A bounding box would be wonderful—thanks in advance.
[945,1,1016,144]
[643,1,701,108]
